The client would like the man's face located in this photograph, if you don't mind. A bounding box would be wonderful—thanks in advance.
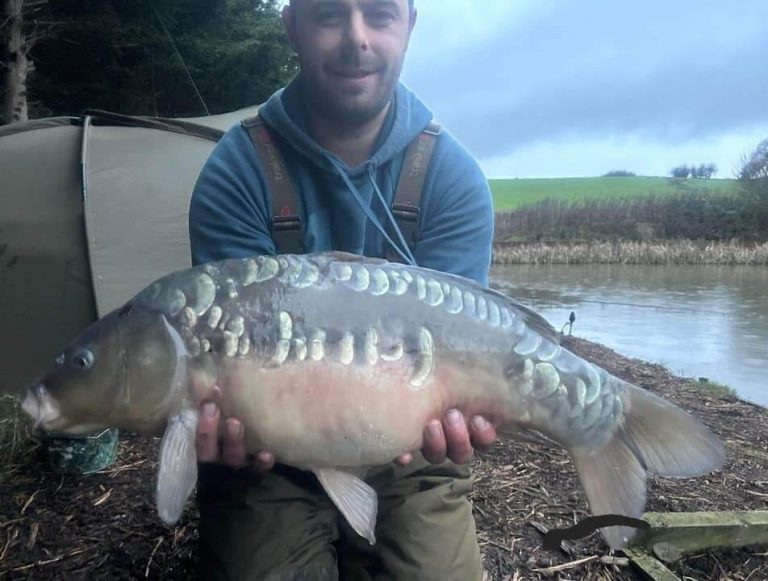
[284,0,416,125]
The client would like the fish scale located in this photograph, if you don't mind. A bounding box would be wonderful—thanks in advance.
[22,251,725,550]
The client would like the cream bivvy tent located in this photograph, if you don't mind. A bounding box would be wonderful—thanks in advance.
[0,107,258,394]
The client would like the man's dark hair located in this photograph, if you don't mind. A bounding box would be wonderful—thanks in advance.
[289,0,415,7]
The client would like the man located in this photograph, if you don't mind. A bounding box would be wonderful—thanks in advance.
[189,0,497,578]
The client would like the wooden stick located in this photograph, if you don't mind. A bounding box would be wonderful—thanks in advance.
[622,547,680,581]
[634,511,768,560]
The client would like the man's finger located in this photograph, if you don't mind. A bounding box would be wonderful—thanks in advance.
[221,418,248,468]
[394,452,413,466]
[196,401,221,463]
[253,451,276,474]
[469,415,497,453]
[443,409,473,464]
[421,419,447,464]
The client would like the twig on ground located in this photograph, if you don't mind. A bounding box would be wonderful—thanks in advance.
[20,490,40,514]
[532,554,598,574]
[7,547,88,573]
[145,536,164,578]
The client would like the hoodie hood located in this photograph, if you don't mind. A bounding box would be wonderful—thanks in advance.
[258,74,434,177]
[255,74,435,264]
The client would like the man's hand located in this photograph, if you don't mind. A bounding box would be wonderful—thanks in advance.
[396,409,497,466]
[195,402,496,472]
[196,401,275,472]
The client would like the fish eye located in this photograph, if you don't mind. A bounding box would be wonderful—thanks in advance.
[71,349,95,370]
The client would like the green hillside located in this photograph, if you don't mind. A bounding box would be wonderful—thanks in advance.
[489,177,738,211]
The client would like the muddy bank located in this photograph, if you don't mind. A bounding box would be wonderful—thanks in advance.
[0,336,766,580]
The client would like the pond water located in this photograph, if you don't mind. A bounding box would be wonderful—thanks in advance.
[490,263,768,406]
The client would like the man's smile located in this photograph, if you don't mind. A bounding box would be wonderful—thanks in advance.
[329,67,377,78]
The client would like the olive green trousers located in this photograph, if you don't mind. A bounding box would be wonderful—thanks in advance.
[196,456,482,580]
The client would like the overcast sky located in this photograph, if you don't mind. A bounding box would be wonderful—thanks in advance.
[400,0,768,178]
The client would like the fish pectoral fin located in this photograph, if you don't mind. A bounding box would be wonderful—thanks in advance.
[156,408,198,525]
[314,468,378,545]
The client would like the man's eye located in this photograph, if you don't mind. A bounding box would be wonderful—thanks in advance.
[366,10,395,27]
[315,10,343,25]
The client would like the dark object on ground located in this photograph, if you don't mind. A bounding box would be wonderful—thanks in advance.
[543,515,650,551]
[42,429,119,474]
[561,311,576,336]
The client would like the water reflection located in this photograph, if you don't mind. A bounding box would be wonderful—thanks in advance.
[490,264,768,406]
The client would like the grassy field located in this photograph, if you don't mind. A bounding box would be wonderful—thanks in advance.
[489,176,738,211]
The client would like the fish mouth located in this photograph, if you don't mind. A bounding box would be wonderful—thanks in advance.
[21,384,62,431]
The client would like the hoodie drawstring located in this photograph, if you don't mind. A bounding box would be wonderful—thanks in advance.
[327,157,417,266]
[368,164,418,266]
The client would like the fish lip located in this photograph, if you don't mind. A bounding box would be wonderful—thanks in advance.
[20,388,40,423]
[21,384,61,431]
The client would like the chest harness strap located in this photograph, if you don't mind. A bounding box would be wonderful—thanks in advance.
[242,113,441,260]
[242,112,303,253]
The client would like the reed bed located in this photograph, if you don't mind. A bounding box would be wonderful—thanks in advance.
[492,240,768,265]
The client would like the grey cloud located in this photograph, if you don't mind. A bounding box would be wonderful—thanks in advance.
[403,0,768,159]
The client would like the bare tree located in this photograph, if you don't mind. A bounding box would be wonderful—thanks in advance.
[738,139,768,203]
[1,0,48,124]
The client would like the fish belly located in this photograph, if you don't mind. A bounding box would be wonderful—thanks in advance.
[212,356,455,468]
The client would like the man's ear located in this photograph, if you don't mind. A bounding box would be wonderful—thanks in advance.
[409,8,418,34]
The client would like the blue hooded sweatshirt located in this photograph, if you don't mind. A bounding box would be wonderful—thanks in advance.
[189,76,494,285]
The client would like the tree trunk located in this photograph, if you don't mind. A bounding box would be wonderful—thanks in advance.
[2,0,30,124]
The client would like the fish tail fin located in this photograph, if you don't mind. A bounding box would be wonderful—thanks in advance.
[569,382,726,549]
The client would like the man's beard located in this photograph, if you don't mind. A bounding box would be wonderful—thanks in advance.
[303,59,403,127]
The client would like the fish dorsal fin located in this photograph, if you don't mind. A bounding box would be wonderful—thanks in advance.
[157,408,198,525]
[314,468,378,545]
